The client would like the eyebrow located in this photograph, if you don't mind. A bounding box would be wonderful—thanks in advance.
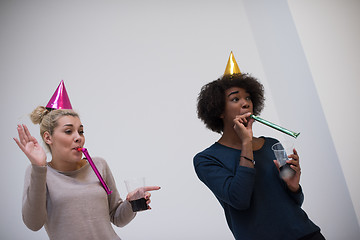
[63,124,84,128]
[227,91,239,97]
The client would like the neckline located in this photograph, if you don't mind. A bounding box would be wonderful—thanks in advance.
[215,136,266,152]
[47,161,89,174]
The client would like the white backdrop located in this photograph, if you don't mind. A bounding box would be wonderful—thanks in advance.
[1,0,359,239]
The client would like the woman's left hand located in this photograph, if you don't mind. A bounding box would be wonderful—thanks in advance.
[274,148,301,192]
[126,186,161,210]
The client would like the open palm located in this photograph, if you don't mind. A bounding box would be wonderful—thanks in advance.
[14,124,47,166]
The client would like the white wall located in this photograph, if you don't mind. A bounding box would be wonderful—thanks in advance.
[242,0,360,239]
[0,0,359,239]
[288,0,360,226]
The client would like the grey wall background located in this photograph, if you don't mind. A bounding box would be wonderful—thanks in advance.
[1,0,359,239]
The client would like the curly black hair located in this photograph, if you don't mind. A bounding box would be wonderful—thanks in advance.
[197,73,265,133]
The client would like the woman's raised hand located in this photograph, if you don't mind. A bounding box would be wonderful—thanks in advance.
[233,112,254,143]
[14,124,47,166]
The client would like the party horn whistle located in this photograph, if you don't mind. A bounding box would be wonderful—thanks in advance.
[77,148,113,195]
[250,114,300,138]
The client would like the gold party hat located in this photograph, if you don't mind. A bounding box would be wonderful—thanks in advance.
[224,51,241,75]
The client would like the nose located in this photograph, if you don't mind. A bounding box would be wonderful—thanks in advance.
[240,99,250,109]
[74,133,82,143]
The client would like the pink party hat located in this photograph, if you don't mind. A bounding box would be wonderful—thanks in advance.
[46,80,73,109]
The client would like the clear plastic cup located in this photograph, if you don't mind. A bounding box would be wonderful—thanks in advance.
[124,177,148,212]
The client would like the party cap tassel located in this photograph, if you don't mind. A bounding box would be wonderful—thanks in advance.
[46,80,73,109]
[224,51,241,76]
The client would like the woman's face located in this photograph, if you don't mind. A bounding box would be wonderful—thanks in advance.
[45,115,85,163]
[221,87,253,125]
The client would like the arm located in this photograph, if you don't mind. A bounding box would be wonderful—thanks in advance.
[100,159,136,227]
[286,184,304,206]
[14,124,48,230]
[285,148,303,205]
[274,148,303,206]
[22,165,47,231]
[194,154,256,210]
[233,113,255,169]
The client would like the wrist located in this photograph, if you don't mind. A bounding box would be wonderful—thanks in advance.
[240,155,255,165]
[288,184,300,193]
[241,140,252,150]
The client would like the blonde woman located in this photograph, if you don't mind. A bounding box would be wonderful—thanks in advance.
[14,82,159,240]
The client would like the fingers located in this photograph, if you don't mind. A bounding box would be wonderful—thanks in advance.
[246,118,255,129]
[23,124,32,142]
[145,192,151,199]
[17,125,26,146]
[287,148,301,174]
[126,186,160,201]
[292,148,299,163]
[144,187,160,209]
[273,160,280,171]
[143,186,161,192]
[13,137,25,151]
[17,124,31,146]
[288,161,301,174]
[234,113,251,124]
[145,192,152,207]
[287,148,299,164]
[15,125,27,151]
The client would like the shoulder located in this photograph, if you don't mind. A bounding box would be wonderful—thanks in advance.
[260,136,279,146]
[92,156,107,164]
[194,143,220,161]
[193,142,233,168]
[91,157,110,170]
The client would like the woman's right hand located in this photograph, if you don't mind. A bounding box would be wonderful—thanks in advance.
[233,112,254,143]
[14,124,47,166]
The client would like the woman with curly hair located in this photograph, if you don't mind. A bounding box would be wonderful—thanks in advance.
[194,70,325,239]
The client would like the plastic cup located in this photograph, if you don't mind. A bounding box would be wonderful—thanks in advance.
[271,142,295,178]
[124,177,148,212]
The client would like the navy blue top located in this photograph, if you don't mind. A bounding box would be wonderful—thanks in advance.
[193,137,320,240]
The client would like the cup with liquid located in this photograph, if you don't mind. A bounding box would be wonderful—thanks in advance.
[124,177,148,212]
[271,142,296,179]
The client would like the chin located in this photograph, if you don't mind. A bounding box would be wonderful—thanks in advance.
[72,153,83,161]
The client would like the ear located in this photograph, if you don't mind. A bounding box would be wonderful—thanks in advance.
[220,113,224,119]
[43,131,52,145]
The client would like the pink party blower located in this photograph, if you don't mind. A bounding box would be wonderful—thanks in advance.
[77,148,113,195]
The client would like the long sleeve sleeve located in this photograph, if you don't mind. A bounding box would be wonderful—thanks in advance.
[102,160,136,227]
[194,154,256,210]
[22,165,47,231]
[286,184,304,206]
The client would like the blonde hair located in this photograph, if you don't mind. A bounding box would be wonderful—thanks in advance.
[30,106,79,150]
